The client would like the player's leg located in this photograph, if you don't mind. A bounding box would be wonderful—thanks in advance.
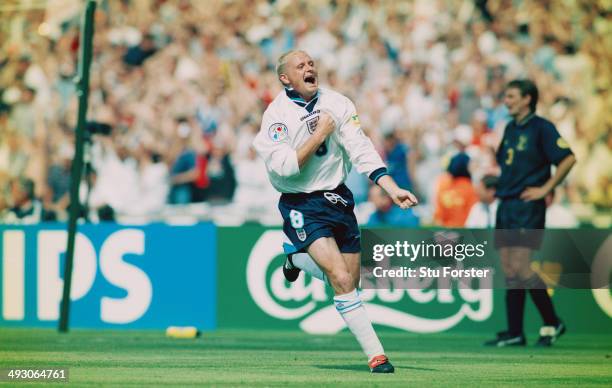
[307,237,393,373]
[340,251,392,372]
[341,252,361,289]
[287,229,360,288]
[523,202,566,345]
[485,246,527,346]
[306,237,355,295]
[487,200,529,346]
[514,247,565,346]
[505,247,528,339]
[282,241,328,283]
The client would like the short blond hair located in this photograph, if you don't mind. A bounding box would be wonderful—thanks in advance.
[276,50,297,78]
[276,50,310,83]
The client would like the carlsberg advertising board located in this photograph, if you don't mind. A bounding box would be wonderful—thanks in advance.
[217,226,611,333]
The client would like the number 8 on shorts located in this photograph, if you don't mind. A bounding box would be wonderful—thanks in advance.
[289,210,304,228]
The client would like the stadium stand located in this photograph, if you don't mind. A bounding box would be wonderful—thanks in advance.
[0,0,609,227]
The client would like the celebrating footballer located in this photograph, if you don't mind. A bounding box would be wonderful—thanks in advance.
[254,50,418,373]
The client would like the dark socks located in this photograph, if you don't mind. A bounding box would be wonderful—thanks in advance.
[527,274,559,326]
[506,289,526,335]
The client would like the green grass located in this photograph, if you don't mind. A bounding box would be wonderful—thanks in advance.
[0,329,611,387]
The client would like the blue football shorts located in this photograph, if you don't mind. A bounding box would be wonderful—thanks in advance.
[278,184,361,253]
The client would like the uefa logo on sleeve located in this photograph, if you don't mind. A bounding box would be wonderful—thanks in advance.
[268,123,288,142]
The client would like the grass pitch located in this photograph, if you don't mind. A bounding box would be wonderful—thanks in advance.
[1,329,611,386]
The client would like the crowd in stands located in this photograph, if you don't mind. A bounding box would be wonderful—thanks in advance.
[0,0,609,227]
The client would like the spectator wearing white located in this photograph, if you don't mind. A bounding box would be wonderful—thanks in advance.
[130,146,170,216]
[232,146,279,222]
[0,130,29,178]
[89,138,140,215]
[9,86,37,139]
[234,146,277,206]
[465,174,499,228]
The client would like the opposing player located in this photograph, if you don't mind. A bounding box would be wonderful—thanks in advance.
[253,50,418,373]
[485,79,576,347]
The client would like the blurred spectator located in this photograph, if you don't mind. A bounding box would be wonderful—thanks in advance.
[205,143,236,203]
[9,86,36,139]
[90,138,140,214]
[486,92,510,131]
[123,34,157,67]
[2,177,42,224]
[470,110,489,147]
[131,146,169,215]
[0,191,8,220]
[84,168,116,222]
[233,146,278,213]
[383,132,414,191]
[345,167,369,204]
[434,152,478,227]
[0,104,9,128]
[465,174,499,228]
[43,146,72,220]
[545,188,579,228]
[367,185,419,227]
[584,128,612,209]
[0,130,29,178]
[168,120,203,204]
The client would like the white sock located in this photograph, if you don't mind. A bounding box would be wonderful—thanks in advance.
[334,289,384,361]
[291,253,328,284]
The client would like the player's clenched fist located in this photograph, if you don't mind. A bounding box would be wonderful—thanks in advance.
[315,113,336,137]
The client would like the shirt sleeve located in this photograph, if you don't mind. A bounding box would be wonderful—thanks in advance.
[540,121,573,165]
[252,110,300,178]
[337,97,388,183]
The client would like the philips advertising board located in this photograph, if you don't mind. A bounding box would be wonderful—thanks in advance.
[0,223,216,329]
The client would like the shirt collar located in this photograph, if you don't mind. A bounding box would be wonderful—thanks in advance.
[285,87,319,112]
[515,112,536,127]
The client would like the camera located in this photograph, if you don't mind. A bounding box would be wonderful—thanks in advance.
[86,121,113,136]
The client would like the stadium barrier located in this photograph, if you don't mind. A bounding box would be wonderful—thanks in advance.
[1,224,610,333]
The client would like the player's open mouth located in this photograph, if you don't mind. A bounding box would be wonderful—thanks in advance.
[304,75,316,85]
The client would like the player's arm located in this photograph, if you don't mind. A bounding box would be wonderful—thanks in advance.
[521,154,575,201]
[253,112,335,177]
[547,154,576,189]
[377,175,418,209]
[337,99,417,208]
[521,123,576,201]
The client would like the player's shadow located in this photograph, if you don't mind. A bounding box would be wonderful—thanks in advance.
[315,364,438,372]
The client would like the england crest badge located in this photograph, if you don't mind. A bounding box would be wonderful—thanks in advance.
[296,228,307,242]
[306,116,319,134]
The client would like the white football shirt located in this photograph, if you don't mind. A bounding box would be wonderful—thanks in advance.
[253,87,386,193]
